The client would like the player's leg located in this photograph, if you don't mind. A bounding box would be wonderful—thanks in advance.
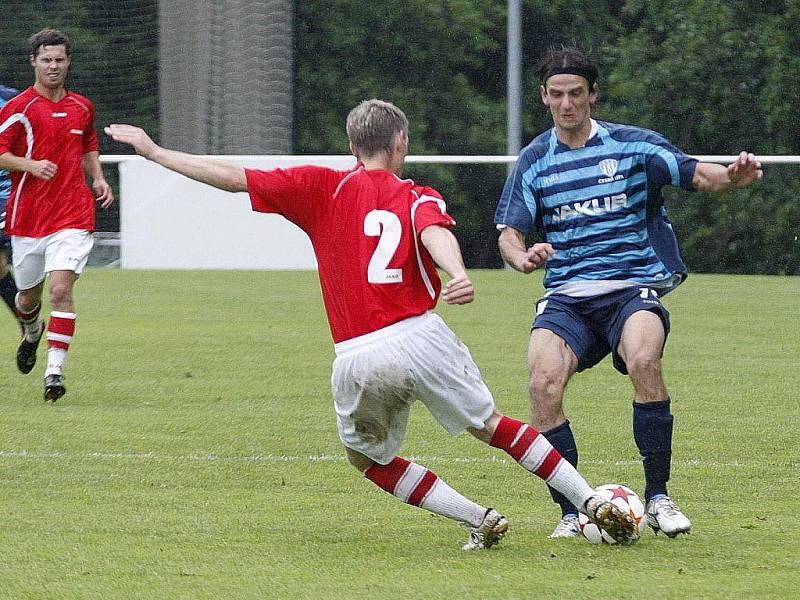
[332,314,508,550]
[411,313,635,544]
[527,327,584,536]
[0,246,20,319]
[15,281,45,374]
[39,230,94,402]
[347,447,508,550]
[0,205,18,319]
[42,269,78,402]
[617,306,691,537]
[468,411,637,545]
[11,235,46,375]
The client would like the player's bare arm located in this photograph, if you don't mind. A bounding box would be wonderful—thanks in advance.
[104,124,247,193]
[693,151,763,193]
[0,151,57,180]
[420,225,474,305]
[498,226,554,274]
[82,151,114,208]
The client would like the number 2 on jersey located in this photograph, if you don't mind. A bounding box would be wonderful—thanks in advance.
[364,209,403,284]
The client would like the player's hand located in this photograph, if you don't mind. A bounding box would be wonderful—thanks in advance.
[442,274,475,305]
[727,151,763,187]
[93,178,115,208]
[517,243,555,273]
[29,159,57,180]
[104,124,159,159]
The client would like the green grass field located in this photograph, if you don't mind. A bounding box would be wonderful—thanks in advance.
[0,269,797,599]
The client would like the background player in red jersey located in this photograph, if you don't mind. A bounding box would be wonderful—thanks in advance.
[105,99,637,549]
[0,29,114,401]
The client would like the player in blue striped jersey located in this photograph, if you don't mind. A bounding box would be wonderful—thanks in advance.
[495,47,762,539]
[0,84,21,326]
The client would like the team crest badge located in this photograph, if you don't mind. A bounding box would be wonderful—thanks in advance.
[598,159,618,177]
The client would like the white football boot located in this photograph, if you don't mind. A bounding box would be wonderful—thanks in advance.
[462,508,509,550]
[547,513,580,539]
[646,495,692,537]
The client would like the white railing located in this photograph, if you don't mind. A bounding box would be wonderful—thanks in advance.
[101,154,800,165]
[92,153,798,269]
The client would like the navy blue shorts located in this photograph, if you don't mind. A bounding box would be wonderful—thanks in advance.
[532,286,671,374]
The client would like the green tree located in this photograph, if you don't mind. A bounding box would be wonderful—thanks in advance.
[602,0,799,274]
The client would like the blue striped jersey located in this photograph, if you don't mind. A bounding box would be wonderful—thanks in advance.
[0,95,11,207]
[495,119,697,296]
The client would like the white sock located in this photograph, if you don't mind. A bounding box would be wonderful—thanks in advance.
[45,348,67,377]
[420,479,488,527]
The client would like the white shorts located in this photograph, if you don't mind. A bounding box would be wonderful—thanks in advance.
[332,311,496,464]
[12,229,94,290]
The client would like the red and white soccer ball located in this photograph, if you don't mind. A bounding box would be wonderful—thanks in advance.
[579,483,646,545]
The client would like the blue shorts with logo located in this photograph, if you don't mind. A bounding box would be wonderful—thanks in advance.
[532,286,671,374]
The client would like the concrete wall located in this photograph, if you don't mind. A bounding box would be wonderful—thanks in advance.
[119,156,356,269]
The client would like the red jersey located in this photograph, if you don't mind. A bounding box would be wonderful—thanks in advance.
[246,164,456,343]
[0,86,100,237]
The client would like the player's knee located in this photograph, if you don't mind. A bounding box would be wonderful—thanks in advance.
[48,282,73,308]
[344,446,376,473]
[624,350,662,378]
[529,368,567,404]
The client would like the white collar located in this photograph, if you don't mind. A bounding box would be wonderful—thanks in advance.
[588,118,598,139]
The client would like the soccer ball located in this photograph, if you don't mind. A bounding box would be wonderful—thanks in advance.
[579,484,646,545]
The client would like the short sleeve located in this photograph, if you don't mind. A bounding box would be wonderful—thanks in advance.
[82,102,99,154]
[412,187,456,235]
[245,165,338,231]
[494,155,535,233]
[643,133,698,191]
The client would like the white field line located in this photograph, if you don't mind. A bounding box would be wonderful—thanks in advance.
[0,449,795,469]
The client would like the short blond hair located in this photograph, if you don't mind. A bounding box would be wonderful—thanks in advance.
[346,99,408,158]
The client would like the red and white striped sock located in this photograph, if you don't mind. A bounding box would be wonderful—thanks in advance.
[490,416,594,510]
[45,311,76,376]
[15,294,42,341]
[365,457,487,527]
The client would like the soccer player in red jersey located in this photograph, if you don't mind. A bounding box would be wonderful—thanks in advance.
[106,99,637,549]
[0,29,114,401]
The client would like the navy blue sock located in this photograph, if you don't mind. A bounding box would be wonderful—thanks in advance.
[542,420,579,515]
[0,272,17,315]
[633,399,673,500]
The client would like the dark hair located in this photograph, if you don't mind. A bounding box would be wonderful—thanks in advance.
[29,29,71,58]
[537,46,598,90]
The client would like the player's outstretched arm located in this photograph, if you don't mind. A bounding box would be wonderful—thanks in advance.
[104,124,247,193]
[420,225,474,305]
[498,226,554,274]
[693,151,763,193]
